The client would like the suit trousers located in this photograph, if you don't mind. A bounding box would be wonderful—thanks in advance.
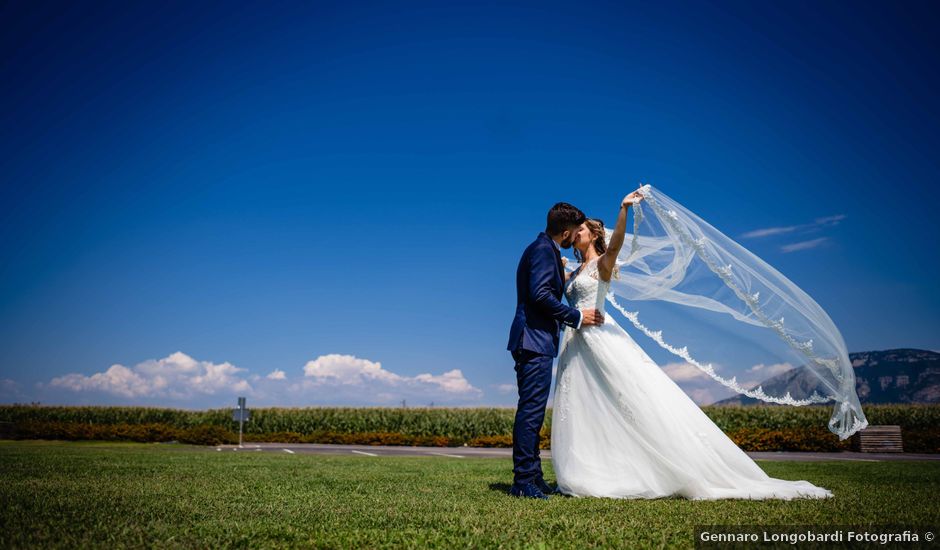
[511,347,554,485]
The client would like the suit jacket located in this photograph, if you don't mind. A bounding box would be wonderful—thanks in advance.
[507,232,582,357]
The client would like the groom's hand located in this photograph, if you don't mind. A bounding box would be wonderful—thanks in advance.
[580,309,605,326]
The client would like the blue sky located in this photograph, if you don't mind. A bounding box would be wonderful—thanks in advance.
[1,0,937,409]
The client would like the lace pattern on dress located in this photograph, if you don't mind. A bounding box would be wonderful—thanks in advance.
[581,258,620,281]
[615,390,636,425]
[557,366,573,422]
[566,257,616,312]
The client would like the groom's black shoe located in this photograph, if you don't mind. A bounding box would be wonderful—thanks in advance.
[534,477,561,495]
[509,481,550,500]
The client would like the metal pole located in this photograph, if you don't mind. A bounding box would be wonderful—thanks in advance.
[238,396,245,448]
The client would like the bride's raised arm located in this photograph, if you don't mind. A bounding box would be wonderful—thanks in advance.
[598,188,645,281]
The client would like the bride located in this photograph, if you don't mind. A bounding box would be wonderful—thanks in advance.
[550,190,834,500]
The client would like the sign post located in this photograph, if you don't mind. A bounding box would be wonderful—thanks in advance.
[232,397,250,448]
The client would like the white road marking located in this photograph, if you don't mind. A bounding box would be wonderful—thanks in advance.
[430,452,465,459]
[283,449,295,454]
[351,450,379,457]
[216,448,222,451]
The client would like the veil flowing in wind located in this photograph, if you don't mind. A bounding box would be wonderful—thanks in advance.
[565,184,868,441]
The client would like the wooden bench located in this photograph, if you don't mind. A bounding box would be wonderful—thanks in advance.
[850,425,903,453]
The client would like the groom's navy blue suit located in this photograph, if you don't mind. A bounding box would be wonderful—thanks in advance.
[507,232,582,486]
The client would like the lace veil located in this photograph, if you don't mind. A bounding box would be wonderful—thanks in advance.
[566,184,868,440]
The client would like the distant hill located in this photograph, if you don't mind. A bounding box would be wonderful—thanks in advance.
[712,349,940,406]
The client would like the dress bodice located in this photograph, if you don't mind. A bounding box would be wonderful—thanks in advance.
[565,258,614,312]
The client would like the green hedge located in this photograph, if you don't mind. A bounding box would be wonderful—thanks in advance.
[1,404,937,452]
[0,405,520,438]
[2,421,236,446]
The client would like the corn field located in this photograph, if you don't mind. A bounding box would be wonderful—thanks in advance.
[1,404,937,437]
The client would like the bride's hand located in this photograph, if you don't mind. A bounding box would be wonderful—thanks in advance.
[622,190,644,208]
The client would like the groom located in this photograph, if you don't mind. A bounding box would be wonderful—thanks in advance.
[507,202,605,499]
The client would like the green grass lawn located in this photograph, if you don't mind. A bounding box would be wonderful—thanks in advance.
[1,440,937,549]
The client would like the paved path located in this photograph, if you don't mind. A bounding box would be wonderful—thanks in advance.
[214,442,939,462]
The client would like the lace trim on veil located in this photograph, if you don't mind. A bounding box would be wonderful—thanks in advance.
[604,292,834,406]
[602,189,844,407]
[600,187,866,439]
[632,190,844,385]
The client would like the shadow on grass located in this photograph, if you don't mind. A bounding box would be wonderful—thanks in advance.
[489,482,512,494]
[489,481,576,499]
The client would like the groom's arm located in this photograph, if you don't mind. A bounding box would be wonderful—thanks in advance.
[528,247,582,328]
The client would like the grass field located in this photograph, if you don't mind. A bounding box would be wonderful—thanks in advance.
[1,440,937,549]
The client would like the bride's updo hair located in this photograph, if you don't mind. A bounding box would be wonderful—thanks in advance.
[573,218,607,263]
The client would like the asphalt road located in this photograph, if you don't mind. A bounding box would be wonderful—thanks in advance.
[213,442,939,462]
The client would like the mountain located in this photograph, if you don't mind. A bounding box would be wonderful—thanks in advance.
[711,349,940,406]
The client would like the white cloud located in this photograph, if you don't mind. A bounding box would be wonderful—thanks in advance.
[24,352,484,407]
[660,362,733,405]
[780,237,828,253]
[493,383,516,395]
[413,370,479,394]
[295,354,483,404]
[660,361,795,406]
[746,362,794,379]
[740,225,801,239]
[740,214,846,240]
[0,378,24,399]
[737,362,797,393]
[686,388,724,405]
[45,351,251,399]
[814,214,848,225]
[661,361,709,382]
[669,361,797,405]
[303,354,401,385]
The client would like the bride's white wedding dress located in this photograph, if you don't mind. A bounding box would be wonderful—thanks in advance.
[551,257,834,500]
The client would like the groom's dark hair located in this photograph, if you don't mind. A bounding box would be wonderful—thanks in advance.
[546,202,586,236]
